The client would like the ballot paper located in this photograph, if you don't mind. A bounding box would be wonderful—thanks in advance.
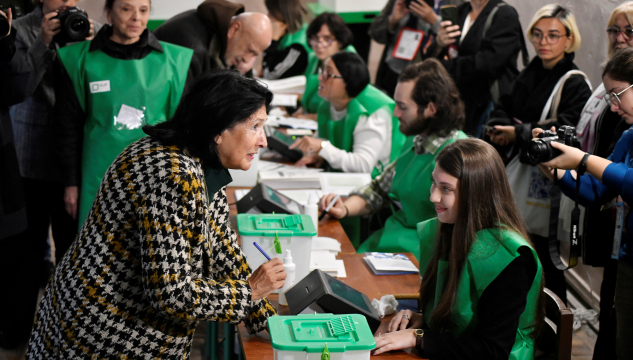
[271,94,299,107]
[320,172,372,195]
[363,252,419,275]
[311,236,342,254]
[310,250,346,277]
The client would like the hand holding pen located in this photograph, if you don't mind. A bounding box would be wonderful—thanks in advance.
[318,193,347,220]
[249,242,286,301]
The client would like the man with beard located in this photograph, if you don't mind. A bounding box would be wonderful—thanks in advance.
[318,58,467,261]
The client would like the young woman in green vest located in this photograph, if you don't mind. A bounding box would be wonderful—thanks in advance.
[373,139,544,360]
[290,52,406,177]
[319,59,467,256]
[292,12,355,120]
[56,0,193,229]
[261,0,311,79]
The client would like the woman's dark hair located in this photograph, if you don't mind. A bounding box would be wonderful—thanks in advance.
[603,47,633,83]
[330,52,369,98]
[105,0,151,11]
[143,70,273,169]
[397,58,465,137]
[306,12,354,50]
[419,139,544,336]
[265,0,307,34]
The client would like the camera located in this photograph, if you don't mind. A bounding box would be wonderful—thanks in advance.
[526,125,581,164]
[53,7,90,44]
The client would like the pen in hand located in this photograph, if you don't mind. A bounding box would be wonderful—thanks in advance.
[318,194,341,221]
[253,242,272,260]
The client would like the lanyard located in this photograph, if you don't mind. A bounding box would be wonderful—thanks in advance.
[548,169,580,270]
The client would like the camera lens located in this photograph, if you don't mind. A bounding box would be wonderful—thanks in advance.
[65,13,90,41]
[527,141,549,164]
[70,18,86,32]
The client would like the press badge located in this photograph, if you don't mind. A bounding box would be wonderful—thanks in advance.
[114,104,145,130]
[392,28,425,61]
[613,202,625,259]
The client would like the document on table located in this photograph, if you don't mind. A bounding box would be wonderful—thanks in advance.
[271,94,299,107]
[257,75,306,93]
[267,115,319,131]
[320,172,372,195]
[259,170,323,189]
[363,252,419,275]
[311,236,342,254]
[311,250,346,278]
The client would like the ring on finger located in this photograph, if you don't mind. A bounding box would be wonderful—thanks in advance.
[403,314,409,320]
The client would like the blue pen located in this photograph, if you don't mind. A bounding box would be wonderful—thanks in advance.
[253,242,272,260]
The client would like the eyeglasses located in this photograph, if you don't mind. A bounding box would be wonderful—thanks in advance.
[531,31,567,45]
[604,84,633,106]
[309,35,336,48]
[318,67,343,81]
[607,26,633,40]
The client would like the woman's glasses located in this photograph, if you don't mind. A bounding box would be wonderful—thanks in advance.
[309,35,336,48]
[531,31,567,45]
[604,84,633,106]
[318,67,343,81]
[607,27,633,40]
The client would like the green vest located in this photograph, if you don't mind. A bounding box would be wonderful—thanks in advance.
[57,41,193,229]
[316,84,406,178]
[277,23,315,77]
[418,218,543,360]
[302,45,356,114]
[356,131,467,260]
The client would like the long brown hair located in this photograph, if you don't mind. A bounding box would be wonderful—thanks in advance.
[419,139,543,332]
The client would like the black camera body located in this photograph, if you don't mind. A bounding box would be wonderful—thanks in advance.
[53,7,90,45]
[527,125,581,164]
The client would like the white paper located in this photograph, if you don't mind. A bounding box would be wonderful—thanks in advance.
[320,172,372,195]
[115,104,145,130]
[310,250,339,272]
[365,254,418,272]
[278,190,324,206]
[271,94,299,107]
[335,259,347,278]
[311,236,342,253]
[267,115,319,130]
[257,75,306,92]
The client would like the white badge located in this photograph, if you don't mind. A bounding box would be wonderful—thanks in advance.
[392,28,425,61]
[89,80,111,94]
[115,104,145,130]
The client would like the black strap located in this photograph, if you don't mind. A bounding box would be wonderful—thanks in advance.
[548,171,580,270]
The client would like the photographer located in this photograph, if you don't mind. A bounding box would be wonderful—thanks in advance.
[369,0,464,98]
[536,47,633,360]
[0,0,97,350]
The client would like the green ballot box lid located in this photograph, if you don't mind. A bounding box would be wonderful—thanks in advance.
[237,214,317,237]
[268,313,376,353]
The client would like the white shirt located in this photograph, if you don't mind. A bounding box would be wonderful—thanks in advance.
[316,104,393,173]
[460,14,473,42]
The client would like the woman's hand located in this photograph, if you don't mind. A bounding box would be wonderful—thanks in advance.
[248,258,287,301]
[388,310,423,332]
[542,142,585,170]
[319,193,347,219]
[436,21,460,48]
[41,10,61,47]
[372,329,417,355]
[290,108,318,121]
[86,19,95,40]
[389,0,410,30]
[487,125,516,146]
[64,186,79,220]
[0,8,12,39]
[409,0,438,25]
[290,136,323,167]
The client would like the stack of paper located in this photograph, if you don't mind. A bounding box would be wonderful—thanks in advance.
[363,253,419,275]
[320,172,372,195]
[311,237,342,254]
[257,76,306,94]
[310,250,346,278]
[266,115,319,131]
[259,170,323,189]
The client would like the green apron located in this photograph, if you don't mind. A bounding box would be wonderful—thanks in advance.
[277,23,315,77]
[58,41,193,229]
[316,84,406,178]
[418,218,543,360]
[302,45,356,114]
[356,131,467,260]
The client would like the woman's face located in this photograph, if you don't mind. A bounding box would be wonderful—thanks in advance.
[430,164,459,224]
[311,24,342,60]
[610,13,633,54]
[603,74,633,124]
[318,58,347,102]
[531,17,570,64]
[107,0,150,44]
[215,106,268,170]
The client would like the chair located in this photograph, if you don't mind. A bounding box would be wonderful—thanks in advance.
[536,288,574,360]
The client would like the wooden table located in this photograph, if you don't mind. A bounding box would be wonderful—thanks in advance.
[228,187,424,359]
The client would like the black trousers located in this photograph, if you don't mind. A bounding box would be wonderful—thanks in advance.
[593,258,618,360]
[0,178,76,347]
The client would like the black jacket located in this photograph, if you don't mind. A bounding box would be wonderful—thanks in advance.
[427,0,524,134]
[489,52,592,163]
[153,0,245,79]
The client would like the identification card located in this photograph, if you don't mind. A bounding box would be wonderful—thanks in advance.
[392,28,425,61]
[89,80,111,94]
[613,202,624,259]
[115,104,145,130]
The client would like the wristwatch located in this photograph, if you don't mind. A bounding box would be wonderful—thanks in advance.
[577,153,590,176]
[414,328,424,349]
[320,140,329,151]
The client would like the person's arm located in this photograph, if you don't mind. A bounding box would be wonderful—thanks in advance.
[137,174,283,327]
[368,0,405,44]
[441,6,522,89]
[208,187,278,333]
[318,106,391,173]
[422,248,536,359]
[262,43,308,80]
